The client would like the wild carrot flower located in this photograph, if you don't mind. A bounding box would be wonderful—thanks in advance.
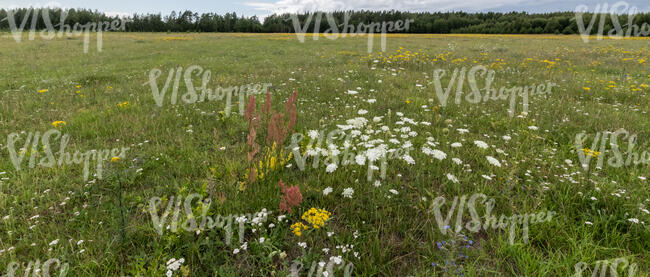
[342,188,354,198]
[486,156,502,167]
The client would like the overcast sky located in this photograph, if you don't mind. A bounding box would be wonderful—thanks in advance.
[1,0,649,18]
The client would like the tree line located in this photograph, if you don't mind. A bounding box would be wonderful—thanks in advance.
[1,8,649,35]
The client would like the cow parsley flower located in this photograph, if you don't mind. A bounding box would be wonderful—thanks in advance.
[446,174,459,183]
[402,155,415,165]
[474,140,488,149]
[486,156,502,167]
[342,188,354,198]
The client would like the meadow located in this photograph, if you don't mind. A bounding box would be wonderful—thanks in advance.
[0,32,649,276]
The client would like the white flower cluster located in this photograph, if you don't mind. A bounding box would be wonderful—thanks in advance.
[166,258,185,277]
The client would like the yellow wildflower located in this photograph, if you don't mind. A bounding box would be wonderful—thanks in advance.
[110,157,120,163]
[118,101,129,108]
[301,208,331,229]
[291,222,308,237]
[51,121,66,128]
[582,148,600,157]
[38,89,48,93]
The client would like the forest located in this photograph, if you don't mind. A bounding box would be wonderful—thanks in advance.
[1,8,649,35]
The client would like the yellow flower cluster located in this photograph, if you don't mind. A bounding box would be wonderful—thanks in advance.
[253,142,293,181]
[363,47,450,66]
[290,208,332,237]
[118,101,129,108]
[51,121,66,128]
[291,222,308,237]
[301,208,331,229]
[582,148,600,157]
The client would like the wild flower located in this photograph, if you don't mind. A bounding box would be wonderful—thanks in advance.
[244,91,298,183]
[402,154,415,164]
[166,258,185,277]
[486,156,502,167]
[446,174,459,183]
[301,208,332,229]
[582,148,600,157]
[110,157,121,163]
[117,101,129,108]
[278,180,302,213]
[51,121,67,128]
[323,187,333,196]
[473,140,488,149]
[342,187,354,198]
[38,89,48,93]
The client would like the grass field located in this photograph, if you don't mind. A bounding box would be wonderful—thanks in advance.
[0,32,649,276]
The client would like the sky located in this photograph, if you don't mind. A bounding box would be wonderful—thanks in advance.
[1,0,649,19]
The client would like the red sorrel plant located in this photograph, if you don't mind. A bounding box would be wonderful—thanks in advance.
[278,180,302,213]
[245,91,298,183]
